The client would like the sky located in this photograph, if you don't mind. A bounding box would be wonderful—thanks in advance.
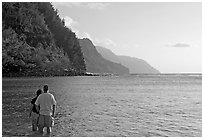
[52,1,202,73]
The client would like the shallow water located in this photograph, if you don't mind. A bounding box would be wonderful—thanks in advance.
[2,74,202,137]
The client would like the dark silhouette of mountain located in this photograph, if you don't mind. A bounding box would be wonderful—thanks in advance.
[79,38,129,75]
[96,46,160,74]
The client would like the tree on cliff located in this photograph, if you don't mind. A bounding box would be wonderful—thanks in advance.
[37,2,86,72]
[2,2,86,76]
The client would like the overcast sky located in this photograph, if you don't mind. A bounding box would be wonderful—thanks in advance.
[52,2,202,73]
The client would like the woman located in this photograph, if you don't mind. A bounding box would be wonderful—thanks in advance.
[29,89,42,131]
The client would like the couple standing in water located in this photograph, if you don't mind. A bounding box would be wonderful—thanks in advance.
[29,84,56,136]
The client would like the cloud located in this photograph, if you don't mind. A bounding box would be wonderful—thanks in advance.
[53,11,113,47]
[52,2,110,10]
[64,16,79,27]
[78,32,93,40]
[60,16,93,40]
[94,38,117,48]
[63,16,81,36]
[86,3,111,10]
[166,43,191,47]
[52,2,81,8]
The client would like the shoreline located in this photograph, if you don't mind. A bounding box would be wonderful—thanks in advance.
[2,72,202,78]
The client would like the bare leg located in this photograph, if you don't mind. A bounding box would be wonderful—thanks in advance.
[32,119,37,131]
[38,126,44,134]
[32,123,37,131]
[46,127,51,136]
[38,115,44,134]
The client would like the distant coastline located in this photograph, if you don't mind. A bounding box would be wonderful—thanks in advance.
[2,71,117,78]
[2,72,201,78]
[130,73,202,75]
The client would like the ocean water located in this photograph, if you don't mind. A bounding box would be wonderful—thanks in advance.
[2,74,202,137]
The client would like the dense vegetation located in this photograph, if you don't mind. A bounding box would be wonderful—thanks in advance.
[2,2,86,77]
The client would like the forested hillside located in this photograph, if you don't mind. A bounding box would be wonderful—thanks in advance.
[2,2,86,77]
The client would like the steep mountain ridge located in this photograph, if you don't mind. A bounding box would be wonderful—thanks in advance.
[79,38,129,75]
[118,55,160,74]
[96,46,160,74]
[96,46,120,63]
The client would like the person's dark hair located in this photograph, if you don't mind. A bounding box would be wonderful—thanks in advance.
[36,89,42,96]
[43,84,49,93]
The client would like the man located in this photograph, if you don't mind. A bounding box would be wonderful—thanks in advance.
[35,84,56,136]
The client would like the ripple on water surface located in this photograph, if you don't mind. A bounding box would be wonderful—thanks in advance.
[2,75,202,137]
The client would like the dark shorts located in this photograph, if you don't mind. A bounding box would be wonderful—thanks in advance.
[38,114,54,127]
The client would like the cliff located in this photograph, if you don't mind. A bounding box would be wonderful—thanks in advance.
[96,46,160,74]
[79,39,129,75]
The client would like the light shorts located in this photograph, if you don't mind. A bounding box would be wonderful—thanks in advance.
[38,114,54,127]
